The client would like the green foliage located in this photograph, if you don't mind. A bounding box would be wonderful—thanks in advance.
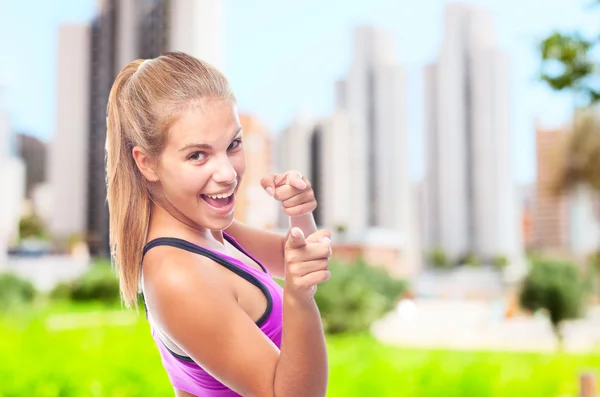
[335,224,347,235]
[492,254,509,270]
[50,262,120,305]
[314,258,407,334]
[327,334,600,397]
[18,214,47,240]
[0,307,599,397]
[456,251,480,267]
[0,273,36,311]
[539,31,598,104]
[427,248,451,269]
[519,259,586,345]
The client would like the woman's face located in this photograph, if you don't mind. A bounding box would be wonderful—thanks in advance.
[155,99,245,232]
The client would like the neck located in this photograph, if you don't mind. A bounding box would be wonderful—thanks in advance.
[147,202,225,247]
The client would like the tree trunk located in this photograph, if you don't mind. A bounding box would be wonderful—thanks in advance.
[553,323,565,352]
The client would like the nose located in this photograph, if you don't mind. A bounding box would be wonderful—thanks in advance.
[212,155,237,184]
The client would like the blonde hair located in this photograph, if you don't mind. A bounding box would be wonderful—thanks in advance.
[105,52,236,308]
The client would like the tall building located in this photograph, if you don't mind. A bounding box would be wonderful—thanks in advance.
[336,26,409,234]
[531,123,570,251]
[276,111,360,231]
[168,0,224,70]
[50,24,91,241]
[275,114,317,229]
[85,0,224,256]
[234,115,277,230]
[0,104,25,265]
[16,134,48,199]
[277,26,414,265]
[423,4,522,263]
[316,111,355,231]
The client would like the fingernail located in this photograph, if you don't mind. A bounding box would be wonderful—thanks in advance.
[323,237,331,244]
[291,228,302,238]
[266,187,274,196]
[299,181,307,189]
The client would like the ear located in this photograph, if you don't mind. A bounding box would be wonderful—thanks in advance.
[132,146,158,183]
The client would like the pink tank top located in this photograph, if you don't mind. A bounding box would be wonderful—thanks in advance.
[141,233,284,396]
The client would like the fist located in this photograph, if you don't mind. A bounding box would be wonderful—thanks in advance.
[284,227,332,299]
[261,171,317,217]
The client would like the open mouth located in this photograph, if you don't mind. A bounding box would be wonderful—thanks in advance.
[200,189,235,212]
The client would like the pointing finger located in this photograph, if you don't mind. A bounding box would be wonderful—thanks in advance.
[287,171,307,190]
[260,174,276,197]
[286,227,307,249]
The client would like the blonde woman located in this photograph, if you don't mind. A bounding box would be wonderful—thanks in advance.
[105,52,331,397]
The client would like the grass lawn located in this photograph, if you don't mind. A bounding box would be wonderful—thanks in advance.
[0,303,598,396]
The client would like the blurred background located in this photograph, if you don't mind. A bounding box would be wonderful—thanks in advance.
[1,0,600,396]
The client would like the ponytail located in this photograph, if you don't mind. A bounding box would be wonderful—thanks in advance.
[106,60,150,308]
[105,52,236,308]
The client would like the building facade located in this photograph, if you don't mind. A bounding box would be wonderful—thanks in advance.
[423,4,522,264]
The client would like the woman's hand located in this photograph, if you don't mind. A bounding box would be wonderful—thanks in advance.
[283,227,332,300]
[261,170,316,217]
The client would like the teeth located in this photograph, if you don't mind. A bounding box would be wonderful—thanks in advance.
[205,190,233,199]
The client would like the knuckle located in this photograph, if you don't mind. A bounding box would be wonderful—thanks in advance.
[285,251,299,264]
[290,277,306,289]
[318,259,329,271]
[286,207,303,217]
[316,270,331,284]
[319,245,330,258]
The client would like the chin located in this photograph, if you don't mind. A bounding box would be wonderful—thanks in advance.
[203,216,235,232]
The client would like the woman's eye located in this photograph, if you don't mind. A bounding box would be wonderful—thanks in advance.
[229,138,243,150]
[188,152,206,161]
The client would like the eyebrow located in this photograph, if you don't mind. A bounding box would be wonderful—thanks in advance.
[178,127,243,152]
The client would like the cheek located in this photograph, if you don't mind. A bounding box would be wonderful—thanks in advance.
[234,150,246,177]
[163,163,211,196]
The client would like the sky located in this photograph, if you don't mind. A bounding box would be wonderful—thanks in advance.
[0,0,598,183]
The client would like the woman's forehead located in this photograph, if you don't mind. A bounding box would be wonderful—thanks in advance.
[165,101,240,147]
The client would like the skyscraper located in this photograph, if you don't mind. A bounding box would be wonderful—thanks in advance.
[275,114,317,229]
[16,133,48,199]
[84,0,224,256]
[423,4,522,263]
[277,26,412,244]
[336,26,409,234]
[531,123,569,251]
[50,24,91,241]
[0,101,25,265]
[168,0,224,70]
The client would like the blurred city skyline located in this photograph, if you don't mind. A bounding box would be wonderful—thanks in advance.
[0,0,598,185]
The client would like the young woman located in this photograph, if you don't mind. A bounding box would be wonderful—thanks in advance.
[105,52,332,397]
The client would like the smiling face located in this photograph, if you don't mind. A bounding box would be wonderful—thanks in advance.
[153,99,246,232]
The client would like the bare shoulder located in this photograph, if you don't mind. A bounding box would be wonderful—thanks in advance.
[142,245,233,303]
[141,245,280,397]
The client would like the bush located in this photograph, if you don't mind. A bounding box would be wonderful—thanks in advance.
[427,248,451,269]
[50,261,120,305]
[519,259,586,347]
[19,214,47,240]
[0,272,36,311]
[492,254,508,270]
[456,251,480,267]
[314,258,407,334]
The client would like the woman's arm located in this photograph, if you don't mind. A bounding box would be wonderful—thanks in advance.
[227,170,318,279]
[143,231,330,397]
[225,212,317,279]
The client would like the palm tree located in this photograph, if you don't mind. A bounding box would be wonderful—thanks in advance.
[538,5,600,292]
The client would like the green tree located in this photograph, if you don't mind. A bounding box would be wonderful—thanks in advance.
[538,2,600,261]
[491,254,509,271]
[18,214,46,240]
[519,259,586,349]
[314,258,407,334]
[427,248,451,269]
